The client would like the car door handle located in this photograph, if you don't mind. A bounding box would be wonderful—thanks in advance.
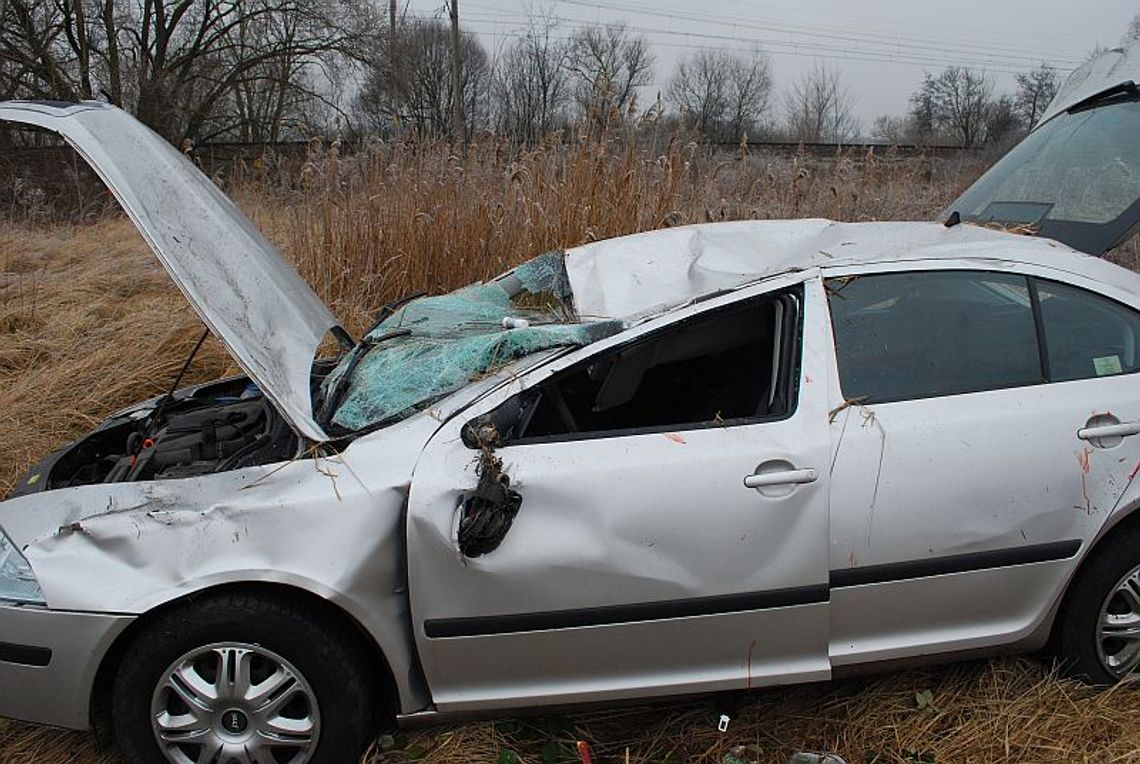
[743,468,818,489]
[1078,422,1140,441]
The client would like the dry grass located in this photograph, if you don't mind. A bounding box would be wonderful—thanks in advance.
[1,137,1137,762]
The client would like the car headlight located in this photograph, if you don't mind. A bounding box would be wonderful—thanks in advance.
[0,528,45,605]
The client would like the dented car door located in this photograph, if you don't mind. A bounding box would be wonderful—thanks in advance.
[406,273,833,712]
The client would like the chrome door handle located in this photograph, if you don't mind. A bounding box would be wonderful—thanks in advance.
[1078,422,1140,440]
[743,468,818,489]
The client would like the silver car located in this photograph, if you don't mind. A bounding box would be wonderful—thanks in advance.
[1,44,1140,764]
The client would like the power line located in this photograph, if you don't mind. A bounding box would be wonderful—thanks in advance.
[541,0,1087,67]
[544,0,1090,64]
[459,12,1074,76]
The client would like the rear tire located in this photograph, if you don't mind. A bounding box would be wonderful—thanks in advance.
[1056,528,1140,684]
[111,591,380,764]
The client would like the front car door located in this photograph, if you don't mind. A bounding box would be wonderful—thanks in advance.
[824,263,1140,669]
[406,272,832,711]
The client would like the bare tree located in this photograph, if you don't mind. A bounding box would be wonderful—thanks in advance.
[871,114,909,144]
[1014,63,1059,130]
[491,13,569,145]
[983,94,1023,148]
[565,23,654,134]
[668,49,771,142]
[913,67,993,147]
[356,17,489,139]
[783,61,858,143]
[0,0,369,141]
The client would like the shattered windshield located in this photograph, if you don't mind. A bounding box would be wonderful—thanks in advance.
[949,95,1140,255]
[317,252,623,434]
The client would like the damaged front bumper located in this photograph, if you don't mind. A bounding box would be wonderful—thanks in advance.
[0,603,133,730]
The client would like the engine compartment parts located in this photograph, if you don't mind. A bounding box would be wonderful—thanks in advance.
[8,377,298,497]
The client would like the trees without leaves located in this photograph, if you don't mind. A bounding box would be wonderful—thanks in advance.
[783,61,858,143]
[1014,63,1059,131]
[356,18,489,140]
[491,13,570,145]
[912,66,993,147]
[668,49,771,142]
[565,23,654,135]
[0,0,367,142]
[983,94,1023,148]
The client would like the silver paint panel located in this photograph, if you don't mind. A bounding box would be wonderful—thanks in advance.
[423,606,829,710]
[407,274,833,710]
[0,414,442,717]
[822,260,1140,665]
[0,604,132,729]
[830,562,1074,666]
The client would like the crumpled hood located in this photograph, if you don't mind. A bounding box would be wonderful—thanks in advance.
[1038,43,1140,127]
[0,101,338,442]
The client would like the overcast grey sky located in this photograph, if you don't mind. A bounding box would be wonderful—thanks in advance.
[403,0,1139,128]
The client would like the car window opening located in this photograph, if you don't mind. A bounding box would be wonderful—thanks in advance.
[464,285,804,449]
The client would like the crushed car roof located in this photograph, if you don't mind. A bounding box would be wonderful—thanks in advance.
[563,219,1140,319]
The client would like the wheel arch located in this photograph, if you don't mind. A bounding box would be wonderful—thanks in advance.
[1046,500,1140,648]
[88,580,401,742]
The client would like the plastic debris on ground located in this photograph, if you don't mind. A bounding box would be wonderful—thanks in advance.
[788,753,847,764]
[323,251,623,433]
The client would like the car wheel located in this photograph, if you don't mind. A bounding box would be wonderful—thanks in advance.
[111,591,380,764]
[1057,528,1140,684]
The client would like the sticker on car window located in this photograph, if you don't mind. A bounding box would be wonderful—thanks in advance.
[1094,355,1124,376]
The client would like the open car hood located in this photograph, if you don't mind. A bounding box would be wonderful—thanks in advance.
[0,101,337,441]
[947,44,1140,256]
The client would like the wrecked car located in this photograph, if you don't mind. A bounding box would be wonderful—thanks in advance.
[2,43,1140,764]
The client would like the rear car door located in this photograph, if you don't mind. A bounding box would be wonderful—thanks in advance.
[406,273,832,712]
[824,265,1140,668]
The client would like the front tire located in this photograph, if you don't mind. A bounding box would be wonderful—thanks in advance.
[1057,527,1140,684]
[111,591,379,764]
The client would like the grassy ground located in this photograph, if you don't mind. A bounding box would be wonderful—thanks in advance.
[2,138,1139,762]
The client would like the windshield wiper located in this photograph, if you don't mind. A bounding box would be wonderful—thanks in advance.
[1069,82,1140,115]
[315,328,412,425]
[365,291,428,336]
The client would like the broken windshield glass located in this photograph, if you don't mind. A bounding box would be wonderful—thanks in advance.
[320,252,623,434]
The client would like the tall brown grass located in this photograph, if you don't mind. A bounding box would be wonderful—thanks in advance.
[3,136,1139,763]
[241,137,981,333]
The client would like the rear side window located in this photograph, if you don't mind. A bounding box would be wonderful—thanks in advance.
[827,271,1042,402]
[1036,279,1140,382]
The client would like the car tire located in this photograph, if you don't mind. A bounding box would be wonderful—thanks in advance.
[111,590,381,764]
[1056,527,1140,684]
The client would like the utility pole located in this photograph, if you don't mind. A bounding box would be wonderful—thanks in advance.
[449,0,465,148]
[388,0,396,55]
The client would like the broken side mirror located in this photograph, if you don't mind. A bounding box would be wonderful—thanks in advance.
[460,393,534,450]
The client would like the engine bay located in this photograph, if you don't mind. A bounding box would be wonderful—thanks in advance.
[8,376,299,498]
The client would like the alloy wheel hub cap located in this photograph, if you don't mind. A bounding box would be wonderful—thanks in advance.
[150,642,320,764]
